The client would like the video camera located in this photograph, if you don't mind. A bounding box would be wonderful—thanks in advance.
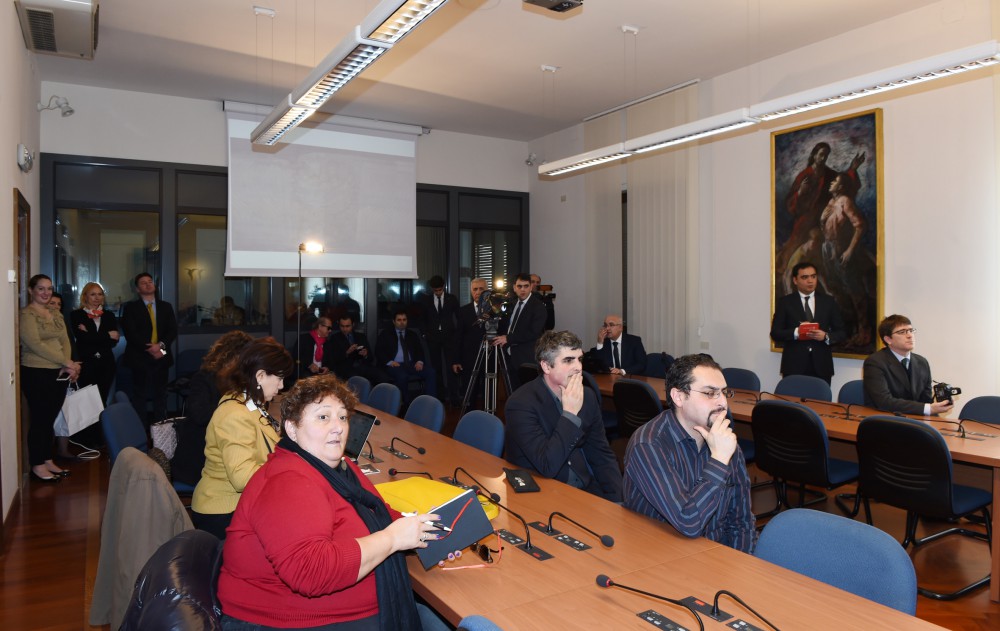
[475,288,510,339]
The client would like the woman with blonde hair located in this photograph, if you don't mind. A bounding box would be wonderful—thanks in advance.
[70,282,120,403]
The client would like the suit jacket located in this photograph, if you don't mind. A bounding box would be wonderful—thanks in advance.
[322,330,374,379]
[863,347,933,415]
[501,294,547,371]
[374,327,425,366]
[70,308,120,362]
[769,292,845,379]
[121,298,177,369]
[504,377,623,502]
[590,333,647,375]
[416,291,460,341]
[455,302,486,370]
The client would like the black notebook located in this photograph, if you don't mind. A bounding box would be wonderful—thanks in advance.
[415,488,495,570]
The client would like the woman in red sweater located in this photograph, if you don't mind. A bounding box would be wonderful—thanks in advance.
[217,374,441,631]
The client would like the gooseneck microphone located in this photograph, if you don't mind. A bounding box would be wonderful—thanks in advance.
[476,490,533,550]
[547,511,614,547]
[364,440,377,460]
[710,590,780,631]
[387,468,432,479]
[390,436,427,456]
[596,574,704,631]
[453,467,501,502]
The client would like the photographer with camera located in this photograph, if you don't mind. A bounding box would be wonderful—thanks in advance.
[863,314,954,416]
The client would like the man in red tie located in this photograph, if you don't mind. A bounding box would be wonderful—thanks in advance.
[121,272,177,426]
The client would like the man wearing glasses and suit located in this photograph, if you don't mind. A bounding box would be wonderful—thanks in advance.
[862,314,953,416]
[590,315,646,375]
[623,353,755,553]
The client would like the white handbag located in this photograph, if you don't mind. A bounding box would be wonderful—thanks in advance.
[150,418,182,460]
[54,383,105,437]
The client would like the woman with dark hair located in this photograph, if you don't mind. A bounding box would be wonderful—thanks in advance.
[191,337,294,538]
[19,274,81,481]
[171,330,254,486]
[217,374,441,631]
[70,282,120,404]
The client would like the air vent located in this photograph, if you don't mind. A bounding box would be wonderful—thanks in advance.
[15,0,99,60]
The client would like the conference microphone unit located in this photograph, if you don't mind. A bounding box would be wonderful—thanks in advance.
[595,574,704,631]
[383,436,426,459]
[546,511,614,547]
[476,490,552,560]
[453,467,501,502]
[387,468,432,479]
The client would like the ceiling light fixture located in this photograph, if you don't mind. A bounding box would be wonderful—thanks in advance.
[625,108,757,154]
[539,142,632,176]
[38,95,74,117]
[251,0,449,145]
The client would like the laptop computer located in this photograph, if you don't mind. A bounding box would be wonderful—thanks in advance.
[344,409,378,462]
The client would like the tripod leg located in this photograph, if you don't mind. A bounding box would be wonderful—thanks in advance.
[496,348,514,399]
[460,338,490,417]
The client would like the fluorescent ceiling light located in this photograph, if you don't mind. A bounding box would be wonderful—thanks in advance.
[625,108,757,154]
[750,40,1000,121]
[538,142,633,176]
[251,0,450,145]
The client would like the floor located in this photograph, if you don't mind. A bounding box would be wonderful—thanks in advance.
[1,402,998,630]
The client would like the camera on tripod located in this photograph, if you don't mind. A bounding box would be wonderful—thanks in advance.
[933,382,961,403]
[475,288,510,339]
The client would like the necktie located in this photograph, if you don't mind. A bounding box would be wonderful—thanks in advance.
[803,295,814,321]
[902,357,911,377]
[146,302,158,344]
[436,295,441,313]
[612,341,621,369]
[509,301,523,334]
[394,330,406,364]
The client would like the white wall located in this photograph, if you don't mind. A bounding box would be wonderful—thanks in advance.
[2,8,41,520]
[530,0,999,408]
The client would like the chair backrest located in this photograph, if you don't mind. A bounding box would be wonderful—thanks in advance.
[837,379,865,405]
[580,371,602,406]
[612,379,663,438]
[517,363,540,387]
[368,383,402,417]
[453,411,505,457]
[114,390,131,405]
[346,375,372,405]
[174,348,208,379]
[856,415,957,517]
[755,509,917,614]
[119,529,223,631]
[644,353,675,379]
[404,394,445,433]
[101,402,149,464]
[775,375,832,402]
[722,367,761,392]
[458,615,504,631]
[750,400,833,487]
[959,395,1000,424]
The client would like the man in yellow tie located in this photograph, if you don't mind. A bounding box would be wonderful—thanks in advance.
[121,272,177,426]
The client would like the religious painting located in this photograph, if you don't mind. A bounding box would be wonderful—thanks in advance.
[771,109,883,358]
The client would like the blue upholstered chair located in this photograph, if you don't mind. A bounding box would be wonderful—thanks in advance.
[644,352,674,379]
[368,383,402,417]
[453,411,505,457]
[100,402,195,495]
[722,367,761,391]
[775,374,832,402]
[346,375,372,405]
[959,395,1000,425]
[458,615,504,631]
[755,509,917,614]
[404,394,445,433]
[837,379,865,406]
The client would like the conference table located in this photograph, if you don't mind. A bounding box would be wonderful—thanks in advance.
[356,402,950,628]
[594,373,1000,603]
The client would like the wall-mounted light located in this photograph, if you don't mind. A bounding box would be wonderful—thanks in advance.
[16,143,34,173]
[38,95,74,117]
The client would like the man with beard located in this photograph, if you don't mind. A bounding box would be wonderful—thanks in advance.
[623,353,755,552]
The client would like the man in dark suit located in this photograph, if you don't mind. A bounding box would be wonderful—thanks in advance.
[452,278,487,402]
[590,314,647,375]
[417,275,460,404]
[769,262,846,385]
[121,272,177,425]
[374,308,437,401]
[530,273,556,331]
[505,330,623,502]
[493,273,547,391]
[863,314,953,416]
[323,315,381,384]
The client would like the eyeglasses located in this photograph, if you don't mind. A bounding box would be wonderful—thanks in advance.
[470,538,503,564]
[690,388,735,400]
[892,328,916,336]
[603,322,622,328]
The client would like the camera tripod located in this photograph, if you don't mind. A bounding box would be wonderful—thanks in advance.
[460,334,513,416]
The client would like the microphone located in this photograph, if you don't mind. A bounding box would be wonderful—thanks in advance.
[476,489,533,550]
[364,440,376,460]
[453,467,501,502]
[547,511,614,547]
[596,574,704,631]
[935,419,967,438]
[390,436,426,456]
[387,468,432,479]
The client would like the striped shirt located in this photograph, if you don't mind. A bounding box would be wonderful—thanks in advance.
[623,409,756,553]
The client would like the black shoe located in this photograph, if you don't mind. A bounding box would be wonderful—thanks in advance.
[52,469,71,477]
[30,471,61,483]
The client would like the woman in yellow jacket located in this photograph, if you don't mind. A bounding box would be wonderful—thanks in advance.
[192,337,294,538]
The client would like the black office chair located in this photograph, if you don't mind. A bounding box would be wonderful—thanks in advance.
[644,352,674,379]
[517,362,540,388]
[166,348,208,413]
[722,367,761,462]
[775,374,833,402]
[581,370,618,439]
[856,415,992,600]
[750,400,859,518]
[612,379,663,439]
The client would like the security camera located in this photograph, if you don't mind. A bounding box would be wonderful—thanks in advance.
[525,153,537,166]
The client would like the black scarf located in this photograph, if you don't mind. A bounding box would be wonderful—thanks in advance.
[276,437,420,631]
